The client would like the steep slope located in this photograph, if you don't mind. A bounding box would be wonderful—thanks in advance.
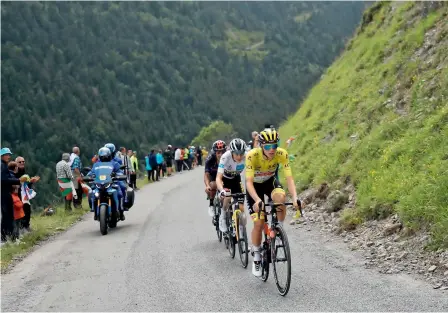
[280,2,447,247]
[1,1,365,207]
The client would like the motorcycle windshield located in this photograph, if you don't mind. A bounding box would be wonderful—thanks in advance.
[92,162,114,184]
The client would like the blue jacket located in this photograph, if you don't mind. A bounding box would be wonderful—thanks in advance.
[149,153,157,167]
[145,156,152,171]
[156,153,164,165]
[87,160,123,177]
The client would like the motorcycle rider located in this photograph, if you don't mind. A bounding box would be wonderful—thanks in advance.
[87,147,126,221]
[104,143,129,211]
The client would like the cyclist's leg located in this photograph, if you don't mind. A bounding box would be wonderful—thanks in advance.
[219,177,232,232]
[269,177,287,225]
[247,181,267,277]
[221,177,233,211]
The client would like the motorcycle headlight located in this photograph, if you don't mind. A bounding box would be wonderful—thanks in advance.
[95,183,102,189]
[104,183,111,189]
[94,192,100,198]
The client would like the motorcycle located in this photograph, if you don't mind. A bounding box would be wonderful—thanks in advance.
[82,164,132,235]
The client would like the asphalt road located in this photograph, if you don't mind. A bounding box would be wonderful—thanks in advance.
[1,169,447,312]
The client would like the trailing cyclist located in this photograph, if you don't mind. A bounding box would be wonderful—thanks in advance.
[245,128,300,277]
[216,138,247,232]
[204,140,226,217]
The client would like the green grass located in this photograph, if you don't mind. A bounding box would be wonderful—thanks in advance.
[0,177,150,270]
[280,2,448,248]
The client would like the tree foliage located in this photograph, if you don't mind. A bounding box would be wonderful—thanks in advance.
[190,121,236,149]
[1,1,365,206]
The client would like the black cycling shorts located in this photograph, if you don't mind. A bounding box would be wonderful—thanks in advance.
[222,176,244,204]
[246,176,284,216]
[166,159,173,167]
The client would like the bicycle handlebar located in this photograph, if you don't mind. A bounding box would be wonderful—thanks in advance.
[224,193,246,197]
[257,199,304,217]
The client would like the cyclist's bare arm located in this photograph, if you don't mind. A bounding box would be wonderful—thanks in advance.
[204,172,211,188]
[285,175,298,201]
[246,176,261,207]
[216,172,224,191]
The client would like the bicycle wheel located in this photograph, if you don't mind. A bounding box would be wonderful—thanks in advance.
[272,224,292,296]
[227,210,236,258]
[236,211,248,268]
[261,239,270,282]
[214,203,222,242]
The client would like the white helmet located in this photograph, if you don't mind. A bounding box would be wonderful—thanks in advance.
[229,138,247,154]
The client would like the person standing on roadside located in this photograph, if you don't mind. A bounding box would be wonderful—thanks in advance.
[130,151,138,190]
[1,148,26,243]
[156,149,164,181]
[15,156,39,232]
[68,146,83,208]
[174,147,182,173]
[163,145,174,176]
[56,153,77,211]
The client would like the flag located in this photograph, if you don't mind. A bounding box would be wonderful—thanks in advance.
[81,182,91,198]
[58,178,77,200]
[58,178,72,196]
[21,181,37,205]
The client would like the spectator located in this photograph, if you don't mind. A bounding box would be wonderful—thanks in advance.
[1,147,25,243]
[189,146,195,168]
[174,147,182,173]
[156,149,164,180]
[148,150,158,181]
[56,153,77,211]
[130,151,138,190]
[118,147,133,183]
[163,145,174,176]
[145,154,152,182]
[183,147,190,170]
[252,131,259,148]
[68,146,83,209]
[196,146,202,166]
[15,156,39,232]
[11,185,24,241]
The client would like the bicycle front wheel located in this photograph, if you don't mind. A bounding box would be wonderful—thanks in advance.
[227,210,235,258]
[236,211,248,268]
[272,224,292,296]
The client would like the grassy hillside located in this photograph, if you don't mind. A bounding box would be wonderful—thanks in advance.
[280,2,448,248]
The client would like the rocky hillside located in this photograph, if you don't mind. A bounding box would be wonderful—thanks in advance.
[281,2,447,288]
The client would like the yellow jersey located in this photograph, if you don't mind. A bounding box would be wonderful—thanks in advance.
[245,147,292,183]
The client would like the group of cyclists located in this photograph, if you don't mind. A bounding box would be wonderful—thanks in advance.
[203,126,301,277]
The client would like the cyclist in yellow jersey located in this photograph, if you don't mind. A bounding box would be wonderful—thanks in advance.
[245,128,300,277]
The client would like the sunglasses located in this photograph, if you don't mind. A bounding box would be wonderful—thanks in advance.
[263,144,278,150]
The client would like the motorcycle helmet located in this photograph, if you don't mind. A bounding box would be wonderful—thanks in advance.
[98,147,112,162]
[104,143,116,155]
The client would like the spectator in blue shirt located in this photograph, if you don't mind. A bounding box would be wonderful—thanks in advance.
[156,150,164,180]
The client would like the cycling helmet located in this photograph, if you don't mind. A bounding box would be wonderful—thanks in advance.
[229,138,247,154]
[98,147,112,162]
[212,140,226,152]
[104,143,116,154]
[258,129,279,144]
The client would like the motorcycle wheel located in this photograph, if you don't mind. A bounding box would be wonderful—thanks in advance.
[99,204,108,235]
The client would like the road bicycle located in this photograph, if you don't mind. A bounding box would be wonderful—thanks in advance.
[211,192,222,242]
[222,192,249,268]
[256,199,303,296]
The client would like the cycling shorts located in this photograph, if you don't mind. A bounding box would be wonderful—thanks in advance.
[222,176,244,204]
[246,176,285,220]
